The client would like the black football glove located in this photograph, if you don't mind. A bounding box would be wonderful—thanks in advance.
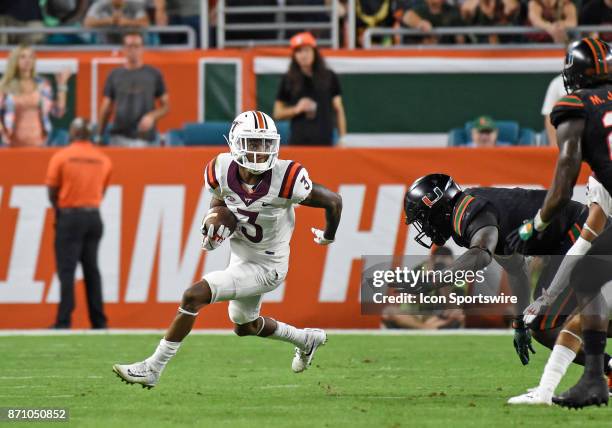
[512,318,536,365]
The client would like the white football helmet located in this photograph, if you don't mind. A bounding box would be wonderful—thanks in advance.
[226,111,280,174]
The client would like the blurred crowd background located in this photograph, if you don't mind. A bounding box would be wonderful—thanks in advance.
[0,1,609,149]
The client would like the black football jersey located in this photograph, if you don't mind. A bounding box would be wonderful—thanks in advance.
[450,187,587,255]
[550,84,612,194]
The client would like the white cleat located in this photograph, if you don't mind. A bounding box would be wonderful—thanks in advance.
[292,328,327,373]
[507,388,552,405]
[112,361,160,389]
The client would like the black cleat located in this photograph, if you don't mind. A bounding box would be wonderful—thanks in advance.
[553,373,609,409]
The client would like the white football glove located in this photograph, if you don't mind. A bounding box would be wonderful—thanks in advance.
[202,224,231,251]
[523,290,554,325]
[311,227,334,245]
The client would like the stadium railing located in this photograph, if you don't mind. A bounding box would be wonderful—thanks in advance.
[0,26,196,50]
[213,0,340,49]
[362,25,612,49]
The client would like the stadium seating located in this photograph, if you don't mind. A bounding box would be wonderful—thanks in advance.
[447,120,537,146]
[167,121,291,146]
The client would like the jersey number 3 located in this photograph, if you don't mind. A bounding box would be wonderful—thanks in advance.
[604,111,612,160]
[237,208,263,243]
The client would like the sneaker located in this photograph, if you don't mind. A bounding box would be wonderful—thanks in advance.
[507,388,552,405]
[292,328,327,373]
[113,361,160,389]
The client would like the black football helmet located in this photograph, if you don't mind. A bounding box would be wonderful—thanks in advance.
[404,174,462,248]
[562,38,612,93]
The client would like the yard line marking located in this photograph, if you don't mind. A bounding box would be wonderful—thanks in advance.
[258,384,300,389]
[0,329,514,336]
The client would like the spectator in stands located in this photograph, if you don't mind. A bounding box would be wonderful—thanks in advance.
[468,116,507,147]
[541,73,565,145]
[40,0,91,45]
[402,0,465,44]
[381,246,465,330]
[84,0,149,44]
[0,44,70,148]
[98,32,169,147]
[41,0,90,25]
[461,0,521,43]
[527,0,577,43]
[163,0,201,46]
[274,32,347,146]
[0,0,44,45]
[580,0,612,42]
[355,0,401,47]
[145,0,168,26]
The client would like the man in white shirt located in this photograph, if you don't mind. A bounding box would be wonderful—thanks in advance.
[541,74,566,146]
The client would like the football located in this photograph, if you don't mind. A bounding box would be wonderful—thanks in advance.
[203,206,238,236]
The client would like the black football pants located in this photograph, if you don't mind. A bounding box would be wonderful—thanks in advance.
[54,209,107,328]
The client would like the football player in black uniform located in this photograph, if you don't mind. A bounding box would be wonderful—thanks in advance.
[404,173,590,365]
[507,38,612,408]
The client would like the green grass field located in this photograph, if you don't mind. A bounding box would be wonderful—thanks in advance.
[0,334,609,427]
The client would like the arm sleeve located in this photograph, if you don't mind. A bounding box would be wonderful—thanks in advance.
[204,156,222,198]
[154,69,167,98]
[550,94,586,128]
[278,161,313,204]
[452,194,496,240]
[330,71,341,97]
[276,74,292,103]
[290,167,313,204]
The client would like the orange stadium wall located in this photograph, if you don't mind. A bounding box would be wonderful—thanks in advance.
[5,47,566,133]
[0,147,591,329]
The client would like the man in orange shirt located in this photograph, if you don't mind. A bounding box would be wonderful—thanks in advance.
[46,118,112,329]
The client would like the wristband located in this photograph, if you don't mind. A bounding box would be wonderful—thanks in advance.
[533,209,550,232]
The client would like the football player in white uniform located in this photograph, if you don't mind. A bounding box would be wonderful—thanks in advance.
[508,175,612,405]
[113,111,342,388]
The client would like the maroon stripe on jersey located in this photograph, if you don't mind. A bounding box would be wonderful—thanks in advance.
[206,156,219,189]
[279,162,303,198]
[279,161,295,197]
[286,164,303,200]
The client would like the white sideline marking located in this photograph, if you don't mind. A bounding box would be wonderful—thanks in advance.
[0,329,513,336]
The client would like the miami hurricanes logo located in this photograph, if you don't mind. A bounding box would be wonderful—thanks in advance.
[422,187,443,208]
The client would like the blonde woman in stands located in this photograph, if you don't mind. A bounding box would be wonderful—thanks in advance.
[0,44,70,147]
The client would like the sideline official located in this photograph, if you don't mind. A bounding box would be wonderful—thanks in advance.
[46,118,112,329]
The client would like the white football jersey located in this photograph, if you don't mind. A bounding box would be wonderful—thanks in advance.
[204,152,313,261]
